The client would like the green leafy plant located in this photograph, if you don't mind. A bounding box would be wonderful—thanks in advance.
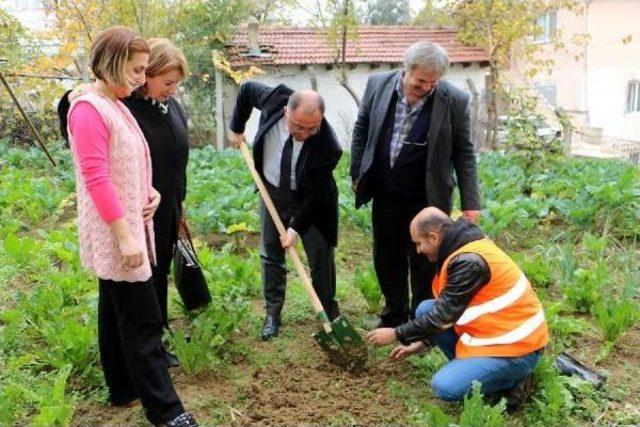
[408,347,448,382]
[31,365,76,427]
[543,301,592,351]
[525,356,575,426]
[564,262,609,314]
[353,264,382,313]
[410,382,506,427]
[501,87,566,181]
[198,245,261,299]
[458,382,507,427]
[593,297,640,361]
[512,253,553,288]
[168,297,248,375]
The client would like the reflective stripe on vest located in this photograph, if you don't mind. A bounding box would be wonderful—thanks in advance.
[459,309,545,347]
[456,273,528,326]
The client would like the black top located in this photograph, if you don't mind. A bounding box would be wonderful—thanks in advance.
[228,81,343,246]
[122,94,189,268]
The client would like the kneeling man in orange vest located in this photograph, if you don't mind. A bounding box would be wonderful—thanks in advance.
[366,206,548,410]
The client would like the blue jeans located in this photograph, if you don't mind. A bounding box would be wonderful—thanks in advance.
[415,299,542,401]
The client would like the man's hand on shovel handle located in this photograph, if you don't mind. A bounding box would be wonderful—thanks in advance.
[228,130,245,149]
[366,328,397,346]
[280,228,298,249]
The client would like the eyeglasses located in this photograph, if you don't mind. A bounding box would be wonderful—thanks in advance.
[287,116,322,136]
[289,121,321,136]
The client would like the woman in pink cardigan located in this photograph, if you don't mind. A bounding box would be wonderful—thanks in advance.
[66,26,196,427]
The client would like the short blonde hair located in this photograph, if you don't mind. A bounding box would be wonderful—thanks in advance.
[145,38,189,78]
[90,26,149,87]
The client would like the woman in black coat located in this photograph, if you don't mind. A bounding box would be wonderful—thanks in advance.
[123,38,191,367]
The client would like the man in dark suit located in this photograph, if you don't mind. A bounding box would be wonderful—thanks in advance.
[228,82,342,340]
[350,41,481,328]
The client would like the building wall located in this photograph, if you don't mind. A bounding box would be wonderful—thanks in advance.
[585,0,640,141]
[513,0,640,142]
[223,62,488,148]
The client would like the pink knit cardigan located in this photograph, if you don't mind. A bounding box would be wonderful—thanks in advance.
[68,92,156,282]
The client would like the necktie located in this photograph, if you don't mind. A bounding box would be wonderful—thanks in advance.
[279,135,293,192]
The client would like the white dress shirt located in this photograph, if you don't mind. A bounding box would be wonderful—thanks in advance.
[262,117,304,190]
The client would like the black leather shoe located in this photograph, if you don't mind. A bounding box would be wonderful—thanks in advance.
[260,313,281,341]
[162,349,180,368]
[327,306,341,322]
[165,412,198,427]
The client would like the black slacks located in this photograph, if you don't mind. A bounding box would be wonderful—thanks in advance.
[258,184,340,320]
[152,258,171,329]
[98,278,184,424]
[371,196,436,326]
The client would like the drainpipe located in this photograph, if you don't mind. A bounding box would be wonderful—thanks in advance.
[584,0,592,126]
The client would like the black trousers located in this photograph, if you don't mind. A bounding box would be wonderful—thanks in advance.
[152,255,172,330]
[259,186,340,320]
[98,278,184,425]
[371,196,436,326]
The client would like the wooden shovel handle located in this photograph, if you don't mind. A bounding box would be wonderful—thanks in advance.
[239,142,331,332]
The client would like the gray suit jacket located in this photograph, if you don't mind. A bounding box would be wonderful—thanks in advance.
[350,70,481,212]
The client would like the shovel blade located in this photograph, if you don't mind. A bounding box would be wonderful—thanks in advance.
[313,315,368,371]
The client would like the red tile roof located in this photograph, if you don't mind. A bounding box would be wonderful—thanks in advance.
[226,26,489,67]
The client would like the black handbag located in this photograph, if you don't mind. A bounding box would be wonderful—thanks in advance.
[173,219,211,311]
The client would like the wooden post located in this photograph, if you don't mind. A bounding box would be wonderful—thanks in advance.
[466,78,482,152]
[212,50,225,150]
[308,65,318,91]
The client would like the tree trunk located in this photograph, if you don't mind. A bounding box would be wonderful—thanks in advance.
[337,0,360,107]
[307,65,318,91]
[339,78,360,108]
[484,64,499,149]
[465,78,481,151]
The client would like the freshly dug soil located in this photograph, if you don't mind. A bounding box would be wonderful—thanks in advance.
[244,359,412,425]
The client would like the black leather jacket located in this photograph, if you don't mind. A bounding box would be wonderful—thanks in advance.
[394,219,491,345]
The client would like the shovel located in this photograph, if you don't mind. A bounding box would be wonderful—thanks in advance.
[238,142,367,371]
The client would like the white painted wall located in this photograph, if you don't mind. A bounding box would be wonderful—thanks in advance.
[225,63,488,148]
[587,67,640,141]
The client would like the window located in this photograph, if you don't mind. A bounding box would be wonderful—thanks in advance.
[534,11,557,43]
[627,81,640,113]
[534,82,557,107]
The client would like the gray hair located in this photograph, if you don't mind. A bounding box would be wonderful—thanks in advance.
[287,90,325,115]
[404,41,450,77]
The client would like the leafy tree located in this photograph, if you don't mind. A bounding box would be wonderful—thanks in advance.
[0,8,29,69]
[0,7,63,144]
[2,0,262,145]
[365,0,410,25]
[414,0,454,27]
[301,0,361,106]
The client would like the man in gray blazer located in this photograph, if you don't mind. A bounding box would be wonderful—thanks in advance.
[350,41,481,328]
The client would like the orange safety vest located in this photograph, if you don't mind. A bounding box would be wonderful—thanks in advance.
[433,238,548,359]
